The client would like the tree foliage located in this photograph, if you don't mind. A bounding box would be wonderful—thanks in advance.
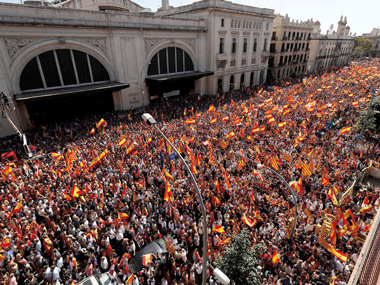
[214,229,265,285]
[353,37,373,57]
[358,95,380,135]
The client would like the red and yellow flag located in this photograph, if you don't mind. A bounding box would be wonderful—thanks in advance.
[119,138,127,147]
[142,254,153,266]
[72,185,82,198]
[0,238,11,248]
[99,148,109,160]
[340,126,351,135]
[62,192,72,201]
[184,119,196,125]
[330,220,337,247]
[225,131,235,140]
[302,162,312,176]
[328,188,338,206]
[90,128,95,134]
[126,274,133,284]
[89,156,101,170]
[2,166,12,176]
[272,251,281,265]
[322,172,329,186]
[208,105,215,113]
[241,213,257,227]
[163,167,174,181]
[164,184,171,202]
[212,225,225,233]
[96,118,107,129]
[118,212,129,220]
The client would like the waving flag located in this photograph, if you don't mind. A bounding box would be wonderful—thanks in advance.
[0,238,10,249]
[89,156,101,170]
[164,184,171,202]
[272,251,281,265]
[241,213,257,227]
[210,118,217,124]
[72,185,82,197]
[118,212,129,220]
[208,105,215,113]
[96,118,107,129]
[222,116,229,122]
[185,119,196,125]
[212,225,225,233]
[2,166,13,176]
[119,138,127,147]
[340,127,351,135]
[253,169,264,181]
[163,167,174,181]
[142,254,153,266]
[225,131,235,140]
[90,128,95,134]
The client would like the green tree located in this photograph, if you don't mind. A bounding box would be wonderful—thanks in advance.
[358,95,380,135]
[353,37,373,57]
[214,229,265,285]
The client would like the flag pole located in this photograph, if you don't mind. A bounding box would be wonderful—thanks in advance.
[142,113,208,285]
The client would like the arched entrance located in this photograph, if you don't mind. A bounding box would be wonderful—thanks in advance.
[229,75,234,90]
[217,77,223,93]
[250,72,254,86]
[145,46,213,100]
[240,73,245,88]
[16,49,128,125]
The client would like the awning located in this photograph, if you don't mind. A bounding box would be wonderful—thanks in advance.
[145,71,214,83]
[14,82,130,102]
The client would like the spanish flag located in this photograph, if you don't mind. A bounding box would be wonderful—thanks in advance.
[90,128,95,134]
[51,152,63,161]
[212,225,225,233]
[225,131,235,140]
[215,179,220,194]
[208,105,215,113]
[241,213,257,227]
[330,220,337,247]
[99,148,109,160]
[340,127,351,135]
[126,143,136,155]
[219,238,231,246]
[210,118,217,124]
[96,118,107,129]
[10,202,23,217]
[0,238,10,248]
[267,117,275,124]
[278,121,287,128]
[272,251,281,265]
[118,212,129,220]
[253,169,264,181]
[163,167,174,181]
[72,185,82,198]
[62,192,72,201]
[119,138,127,147]
[2,166,12,176]
[222,116,229,122]
[89,156,101,170]
[142,254,153,266]
[185,119,196,125]
[234,117,241,125]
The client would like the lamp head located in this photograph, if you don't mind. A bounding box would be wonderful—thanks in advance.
[142,113,157,126]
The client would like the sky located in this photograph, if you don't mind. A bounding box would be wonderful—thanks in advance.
[1,0,379,35]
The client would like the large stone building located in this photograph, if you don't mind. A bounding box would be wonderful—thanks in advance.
[268,14,314,81]
[0,0,274,137]
[362,28,380,58]
[308,16,354,72]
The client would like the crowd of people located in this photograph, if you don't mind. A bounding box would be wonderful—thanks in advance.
[0,59,380,285]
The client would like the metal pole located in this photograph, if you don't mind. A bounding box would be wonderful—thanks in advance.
[234,151,298,238]
[153,124,208,285]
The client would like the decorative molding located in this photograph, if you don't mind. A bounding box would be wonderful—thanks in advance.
[144,38,164,55]
[4,38,37,59]
[144,38,196,55]
[81,38,108,55]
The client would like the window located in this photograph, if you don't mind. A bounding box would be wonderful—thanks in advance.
[148,47,193,76]
[219,38,224,54]
[221,18,224,27]
[243,38,248,53]
[230,60,236,67]
[241,59,246,65]
[264,39,267,51]
[229,75,234,90]
[250,72,254,86]
[20,49,109,92]
[251,58,256,65]
[232,38,237,54]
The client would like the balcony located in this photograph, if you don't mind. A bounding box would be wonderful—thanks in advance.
[271,36,278,41]
[262,50,270,56]
[281,48,288,52]
[296,37,302,40]
[279,62,285,66]
[294,48,300,52]
[306,47,310,51]
[282,36,289,40]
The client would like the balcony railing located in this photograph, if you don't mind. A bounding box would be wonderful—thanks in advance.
[282,36,289,40]
[281,48,288,52]
[271,36,278,41]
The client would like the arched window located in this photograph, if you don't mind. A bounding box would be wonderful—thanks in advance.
[250,72,254,86]
[229,75,234,90]
[240,73,245,88]
[20,49,110,92]
[217,77,223,93]
[147,47,194,76]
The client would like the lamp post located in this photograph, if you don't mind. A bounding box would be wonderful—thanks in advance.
[140,62,150,109]
[141,113,208,285]
[233,150,298,238]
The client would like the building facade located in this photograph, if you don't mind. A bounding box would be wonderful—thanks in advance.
[362,28,380,58]
[0,0,274,137]
[268,14,314,81]
[308,16,354,72]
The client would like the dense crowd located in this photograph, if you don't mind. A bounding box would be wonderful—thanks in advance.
[0,59,380,285]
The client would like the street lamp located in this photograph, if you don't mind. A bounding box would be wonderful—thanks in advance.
[140,62,151,109]
[141,113,208,285]
[233,150,298,238]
